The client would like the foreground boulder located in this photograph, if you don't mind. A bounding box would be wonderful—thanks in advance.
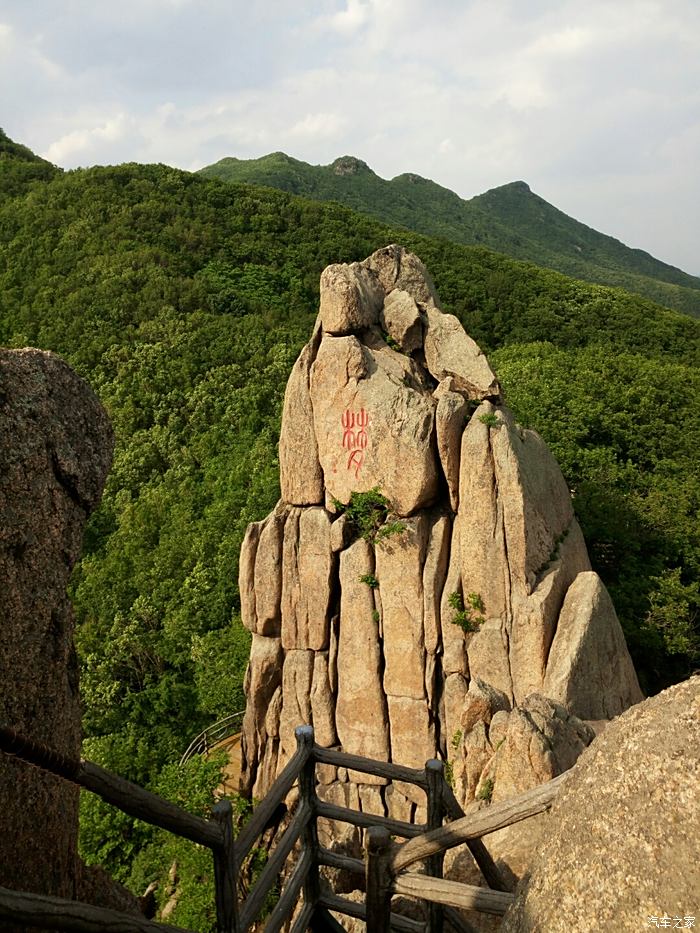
[239,246,643,869]
[502,676,700,932]
[0,350,119,915]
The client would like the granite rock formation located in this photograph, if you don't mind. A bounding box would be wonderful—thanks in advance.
[502,675,700,932]
[239,246,643,849]
[0,350,114,914]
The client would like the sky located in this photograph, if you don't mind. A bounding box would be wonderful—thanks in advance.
[1,0,698,273]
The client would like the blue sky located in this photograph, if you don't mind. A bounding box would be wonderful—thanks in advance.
[1,0,698,273]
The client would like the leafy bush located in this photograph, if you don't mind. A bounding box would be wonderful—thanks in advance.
[478,412,501,429]
[448,591,486,633]
[476,777,494,802]
[359,573,379,588]
[334,487,406,543]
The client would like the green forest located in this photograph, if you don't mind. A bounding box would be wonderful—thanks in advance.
[200,151,700,318]
[1,129,698,925]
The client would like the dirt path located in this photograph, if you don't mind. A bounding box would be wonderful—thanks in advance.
[211,733,242,798]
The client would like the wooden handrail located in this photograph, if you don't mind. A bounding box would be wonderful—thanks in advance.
[365,826,393,933]
[440,779,510,892]
[392,773,567,874]
[211,799,238,933]
[260,847,312,933]
[297,727,322,911]
[0,886,193,933]
[239,801,312,932]
[393,875,514,916]
[315,800,425,838]
[313,744,428,789]
[317,893,425,933]
[80,759,224,849]
[317,846,364,876]
[425,759,445,932]
[287,898,314,933]
[0,723,223,849]
[235,740,312,864]
[0,720,568,933]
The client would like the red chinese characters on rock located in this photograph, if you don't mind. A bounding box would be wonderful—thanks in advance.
[341,408,369,478]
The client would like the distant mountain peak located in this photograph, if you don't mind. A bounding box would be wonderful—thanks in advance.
[331,155,373,177]
[198,152,700,316]
[487,180,532,195]
[393,172,428,185]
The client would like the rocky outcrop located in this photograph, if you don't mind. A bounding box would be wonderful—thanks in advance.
[278,328,323,505]
[309,331,439,515]
[0,350,113,910]
[502,676,700,932]
[239,245,643,871]
[543,571,644,718]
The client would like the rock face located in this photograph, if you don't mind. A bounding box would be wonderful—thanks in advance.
[239,245,643,864]
[502,676,700,932]
[0,350,113,909]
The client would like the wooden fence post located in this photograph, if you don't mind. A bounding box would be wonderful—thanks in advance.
[425,759,445,933]
[211,798,239,933]
[295,725,321,915]
[365,826,393,933]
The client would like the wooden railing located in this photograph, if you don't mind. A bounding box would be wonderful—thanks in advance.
[0,723,237,933]
[0,722,567,932]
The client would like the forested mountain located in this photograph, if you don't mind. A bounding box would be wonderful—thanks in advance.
[1,131,698,925]
[0,127,60,199]
[200,152,700,318]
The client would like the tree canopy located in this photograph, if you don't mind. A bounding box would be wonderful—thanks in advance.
[0,145,697,912]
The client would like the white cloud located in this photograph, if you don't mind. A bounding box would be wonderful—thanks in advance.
[43,114,133,165]
[288,112,347,140]
[1,0,699,271]
[322,0,371,35]
[526,25,595,58]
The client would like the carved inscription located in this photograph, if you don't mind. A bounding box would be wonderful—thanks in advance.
[342,408,369,478]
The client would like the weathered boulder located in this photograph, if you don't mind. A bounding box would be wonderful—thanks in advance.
[239,502,288,637]
[375,515,429,701]
[487,695,594,804]
[460,677,510,733]
[424,305,500,399]
[281,506,334,650]
[278,649,314,765]
[310,653,337,748]
[434,378,470,511]
[422,512,451,705]
[278,326,324,505]
[458,400,600,707]
[361,243,439,306]
[310,333,438,516]
[508,522,591,705]
[240,246,644,885]
[380,288,423,353]
[240,634,283,796]
[502,677,700,932]
[543,571,644,719]
[0,349,112,909]
[319,262,384,335]
[335,539,390,778]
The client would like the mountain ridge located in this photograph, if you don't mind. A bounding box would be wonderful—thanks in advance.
[0,129,697,925]
[199,152,700,318]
